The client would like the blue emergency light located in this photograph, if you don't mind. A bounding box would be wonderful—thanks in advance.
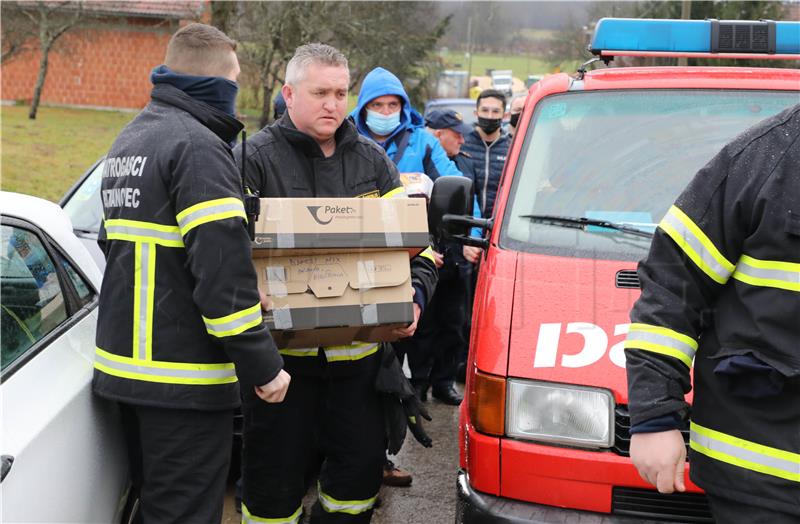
[590,18,800,57]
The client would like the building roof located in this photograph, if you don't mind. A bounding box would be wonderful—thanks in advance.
[82,1,205,20]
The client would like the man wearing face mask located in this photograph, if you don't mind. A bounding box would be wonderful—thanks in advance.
[351,66,464,181]
[508,93,527,137]
[461,89,512,218]
[94,23,289,523]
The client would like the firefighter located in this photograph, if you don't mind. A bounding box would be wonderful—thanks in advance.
[93,24,290,523]
[625,104,800,522]
[234,44,437,523]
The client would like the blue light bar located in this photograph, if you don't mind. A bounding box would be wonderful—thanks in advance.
[590,18,800,55]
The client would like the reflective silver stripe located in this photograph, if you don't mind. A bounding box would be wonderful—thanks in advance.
[625,325,696,364]
[203,305,262,338]
[318,487,376,515]
[659,209,733,283]
[136,243,151,360]
[105,223,184,245]
[241,503,302,524]
[690,424,800,482]
[177,200,245,233]
[94,353,236,381]
[733,255,800,292]
[323,343,380,362]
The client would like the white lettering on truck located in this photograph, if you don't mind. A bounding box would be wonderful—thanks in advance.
[533,322,630,369]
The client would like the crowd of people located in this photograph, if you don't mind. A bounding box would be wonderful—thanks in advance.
[94,22,515,524]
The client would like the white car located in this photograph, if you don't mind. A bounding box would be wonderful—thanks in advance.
[1,191,132,522]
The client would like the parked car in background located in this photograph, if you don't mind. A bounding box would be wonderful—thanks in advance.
[490,69,514,97]
[61,158,106,269]
[424,98,477,127]
[1,191,132,523]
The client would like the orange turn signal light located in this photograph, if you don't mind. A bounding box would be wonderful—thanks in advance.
[469,369,506,436]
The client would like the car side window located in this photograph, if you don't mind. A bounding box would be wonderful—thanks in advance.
[59,255,94,307]
[1,225,68,370]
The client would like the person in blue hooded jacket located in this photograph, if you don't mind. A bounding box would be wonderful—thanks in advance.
[352,67,475,487]
[350,67,464,180]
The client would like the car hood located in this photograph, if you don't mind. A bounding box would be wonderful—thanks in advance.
[506,251,640,404]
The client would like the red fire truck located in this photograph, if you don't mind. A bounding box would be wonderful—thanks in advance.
[445,18,800,523]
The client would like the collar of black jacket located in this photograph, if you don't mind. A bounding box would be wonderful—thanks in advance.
[150,83,243,144]
[273,112,358,157]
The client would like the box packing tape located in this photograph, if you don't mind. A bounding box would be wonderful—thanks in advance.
[276,200,296,248]
[272,305,293,330]
[379,199,403,247]
[265,266,288,297]
[361,303,379,325]
[357,259,376,289]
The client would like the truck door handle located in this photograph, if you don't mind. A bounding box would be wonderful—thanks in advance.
[1,455,13,482]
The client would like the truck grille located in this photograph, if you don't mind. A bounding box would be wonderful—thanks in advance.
[613,405,690,457]
[613,487,713,522]
[615,270,640,288]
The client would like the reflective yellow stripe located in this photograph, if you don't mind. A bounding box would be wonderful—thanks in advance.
[279,347,319,357]
[318,483,376,515]
[323,342,380,362]
[732,254,800,292]
[381,186,406,199]
[241,503,302,524]
[690,422,800,483]
[418,246,436,264]
[624,323,697,368]
[658,205,735,284]
[176,197,246,236]
[94,347,237,385]
[104,219,184,247]
[202,303,262,338]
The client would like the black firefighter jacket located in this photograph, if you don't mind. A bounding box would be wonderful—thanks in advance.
[624,104,800,514]
[94,84,284,411]
[235,113,438,376]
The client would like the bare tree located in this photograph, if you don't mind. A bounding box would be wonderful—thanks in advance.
[4,1,85,119]
[1,2,37,63]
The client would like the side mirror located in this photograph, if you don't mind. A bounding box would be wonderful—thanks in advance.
[429,177,492,248]
[428,176,472,243]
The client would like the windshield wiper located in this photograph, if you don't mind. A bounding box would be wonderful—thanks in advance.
[520,214,654,239]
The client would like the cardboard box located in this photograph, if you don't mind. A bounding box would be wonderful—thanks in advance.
[252,197,429,257]
[255,251,413,348]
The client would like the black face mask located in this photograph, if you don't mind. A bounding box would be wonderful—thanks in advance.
[477,116,502,134]
[509,112,520,128]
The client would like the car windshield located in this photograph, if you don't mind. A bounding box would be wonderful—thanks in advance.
[62,160,104,234]
[501,89,799,261]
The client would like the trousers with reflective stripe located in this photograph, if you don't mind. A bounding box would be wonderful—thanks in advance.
[241,348,384,523]
[688,349,800,516]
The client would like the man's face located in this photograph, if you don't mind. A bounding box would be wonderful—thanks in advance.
[366,95,402,116]
[475,96,505,121]
[284,64,349,143]
[510,97,525,125]
[435,128,464,157]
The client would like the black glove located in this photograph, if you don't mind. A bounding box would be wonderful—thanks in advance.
[402,394,432,448]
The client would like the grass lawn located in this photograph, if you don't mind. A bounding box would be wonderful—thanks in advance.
[1,105,135,202]
[441,51,581,81]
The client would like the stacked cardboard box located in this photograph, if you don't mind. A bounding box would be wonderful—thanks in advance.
[252,197,429,348]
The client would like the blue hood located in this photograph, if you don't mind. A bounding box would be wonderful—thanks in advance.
[350,67,423,143]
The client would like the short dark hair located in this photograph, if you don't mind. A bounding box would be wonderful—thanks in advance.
[164,23,237,77]
[476,89,507,109]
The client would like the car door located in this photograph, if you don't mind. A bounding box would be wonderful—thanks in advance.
[1,216,129,523]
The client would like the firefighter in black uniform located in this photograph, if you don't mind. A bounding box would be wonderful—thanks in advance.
[234,44,438,523]
[625,104,800,522]
[93,24,290,523]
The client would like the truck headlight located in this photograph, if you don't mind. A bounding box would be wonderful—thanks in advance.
[505,379,614,449]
